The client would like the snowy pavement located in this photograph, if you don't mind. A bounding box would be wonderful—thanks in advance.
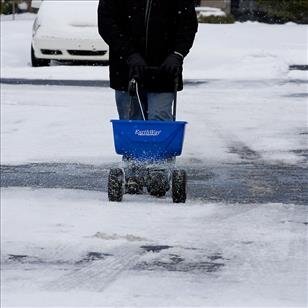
[1,79,307,306]
[1,79,307,205]
[1,80,307,166]
[1,161,307,205]
[1,188,307,307]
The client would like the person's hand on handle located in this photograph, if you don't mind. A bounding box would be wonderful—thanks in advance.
[127,53,147,81]
[160,52,183,77]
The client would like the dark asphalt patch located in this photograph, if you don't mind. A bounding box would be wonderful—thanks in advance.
[1,78,308,87]
[0,79,110,87]
[283,93,308,98]
[5,254,51,265]
[280,220,308,226]
[76,252,113,264]
[141,245,173,253]
[8,254,29,262]
[292,149,308,161]
[1,162,307,204]
[228,142,261,160]
[134,253,225,273]
[287,79,308,84]
[207,254,225,261]
[4,252,113,266]
[0,78,208,87]
[135,246,228,273]
[289,65,308,71]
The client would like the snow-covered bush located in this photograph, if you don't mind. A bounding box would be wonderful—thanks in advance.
[195,6,226,17]
[196,6,235,24]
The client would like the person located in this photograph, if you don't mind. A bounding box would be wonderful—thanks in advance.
[98,0,198,194]
[97,0,198,121]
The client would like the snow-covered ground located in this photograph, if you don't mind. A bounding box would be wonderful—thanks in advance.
[1,80,307,166]
[2,188,307,307]
[1,12,307,308]
[1,13,307,81]
[1,14,307,166]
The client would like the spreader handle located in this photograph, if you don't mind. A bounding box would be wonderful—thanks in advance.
[173,75,179,121]
[128,67,179,121]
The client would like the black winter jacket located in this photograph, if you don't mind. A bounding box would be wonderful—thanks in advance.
[98,0,198,92]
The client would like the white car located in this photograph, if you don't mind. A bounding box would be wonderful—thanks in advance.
[31,0,109,67]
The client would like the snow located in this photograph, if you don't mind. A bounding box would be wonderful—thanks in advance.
[1,79,307,166]
[1,14,307,80]
[0,12,36,21]
[18,2,28,11]
[195,6,226,17]
[31,0,43,9]
[288,69,308,80]
[1,188,307,307]
[186,21,307,80]
[36,0,99,28]
[34,0,102,43]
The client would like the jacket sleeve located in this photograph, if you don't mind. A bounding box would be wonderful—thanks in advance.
[97,0,136,59]
[174,0,198,57]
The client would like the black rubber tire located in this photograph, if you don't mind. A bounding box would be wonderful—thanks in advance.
[31,45,50,67]
[172,170,187,203]
[147,173,167,197]
[108,168,124,202]
[148,187,166,197]
[126,177,143,195]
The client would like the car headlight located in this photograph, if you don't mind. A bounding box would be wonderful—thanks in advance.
[32,18,41,37]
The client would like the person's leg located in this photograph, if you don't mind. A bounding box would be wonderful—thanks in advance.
[147,92,174,121]
[115,90,146,120]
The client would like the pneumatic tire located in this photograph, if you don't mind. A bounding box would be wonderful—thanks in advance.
[108,168,124,202]
[147,172,167,197]
[172,170,187,203]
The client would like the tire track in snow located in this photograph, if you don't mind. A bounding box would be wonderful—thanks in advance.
[201,117,262,162]
[228,141,261,161]
[46,244,144,292]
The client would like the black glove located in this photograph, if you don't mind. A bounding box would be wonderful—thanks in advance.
[160,53,183,76]
[127,53,147,81]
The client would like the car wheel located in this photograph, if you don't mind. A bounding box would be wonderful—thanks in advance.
[31,45,50,67]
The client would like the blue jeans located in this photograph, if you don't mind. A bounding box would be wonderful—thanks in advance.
[115,90,174,121]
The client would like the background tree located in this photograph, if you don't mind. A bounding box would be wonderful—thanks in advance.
[25,0,32,12]
[1,0,33,14]
[256,0,308,23]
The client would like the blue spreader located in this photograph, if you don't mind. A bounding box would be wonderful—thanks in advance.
[111,120,187,161]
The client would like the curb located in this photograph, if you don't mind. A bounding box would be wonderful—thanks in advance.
[0,78,208,87]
